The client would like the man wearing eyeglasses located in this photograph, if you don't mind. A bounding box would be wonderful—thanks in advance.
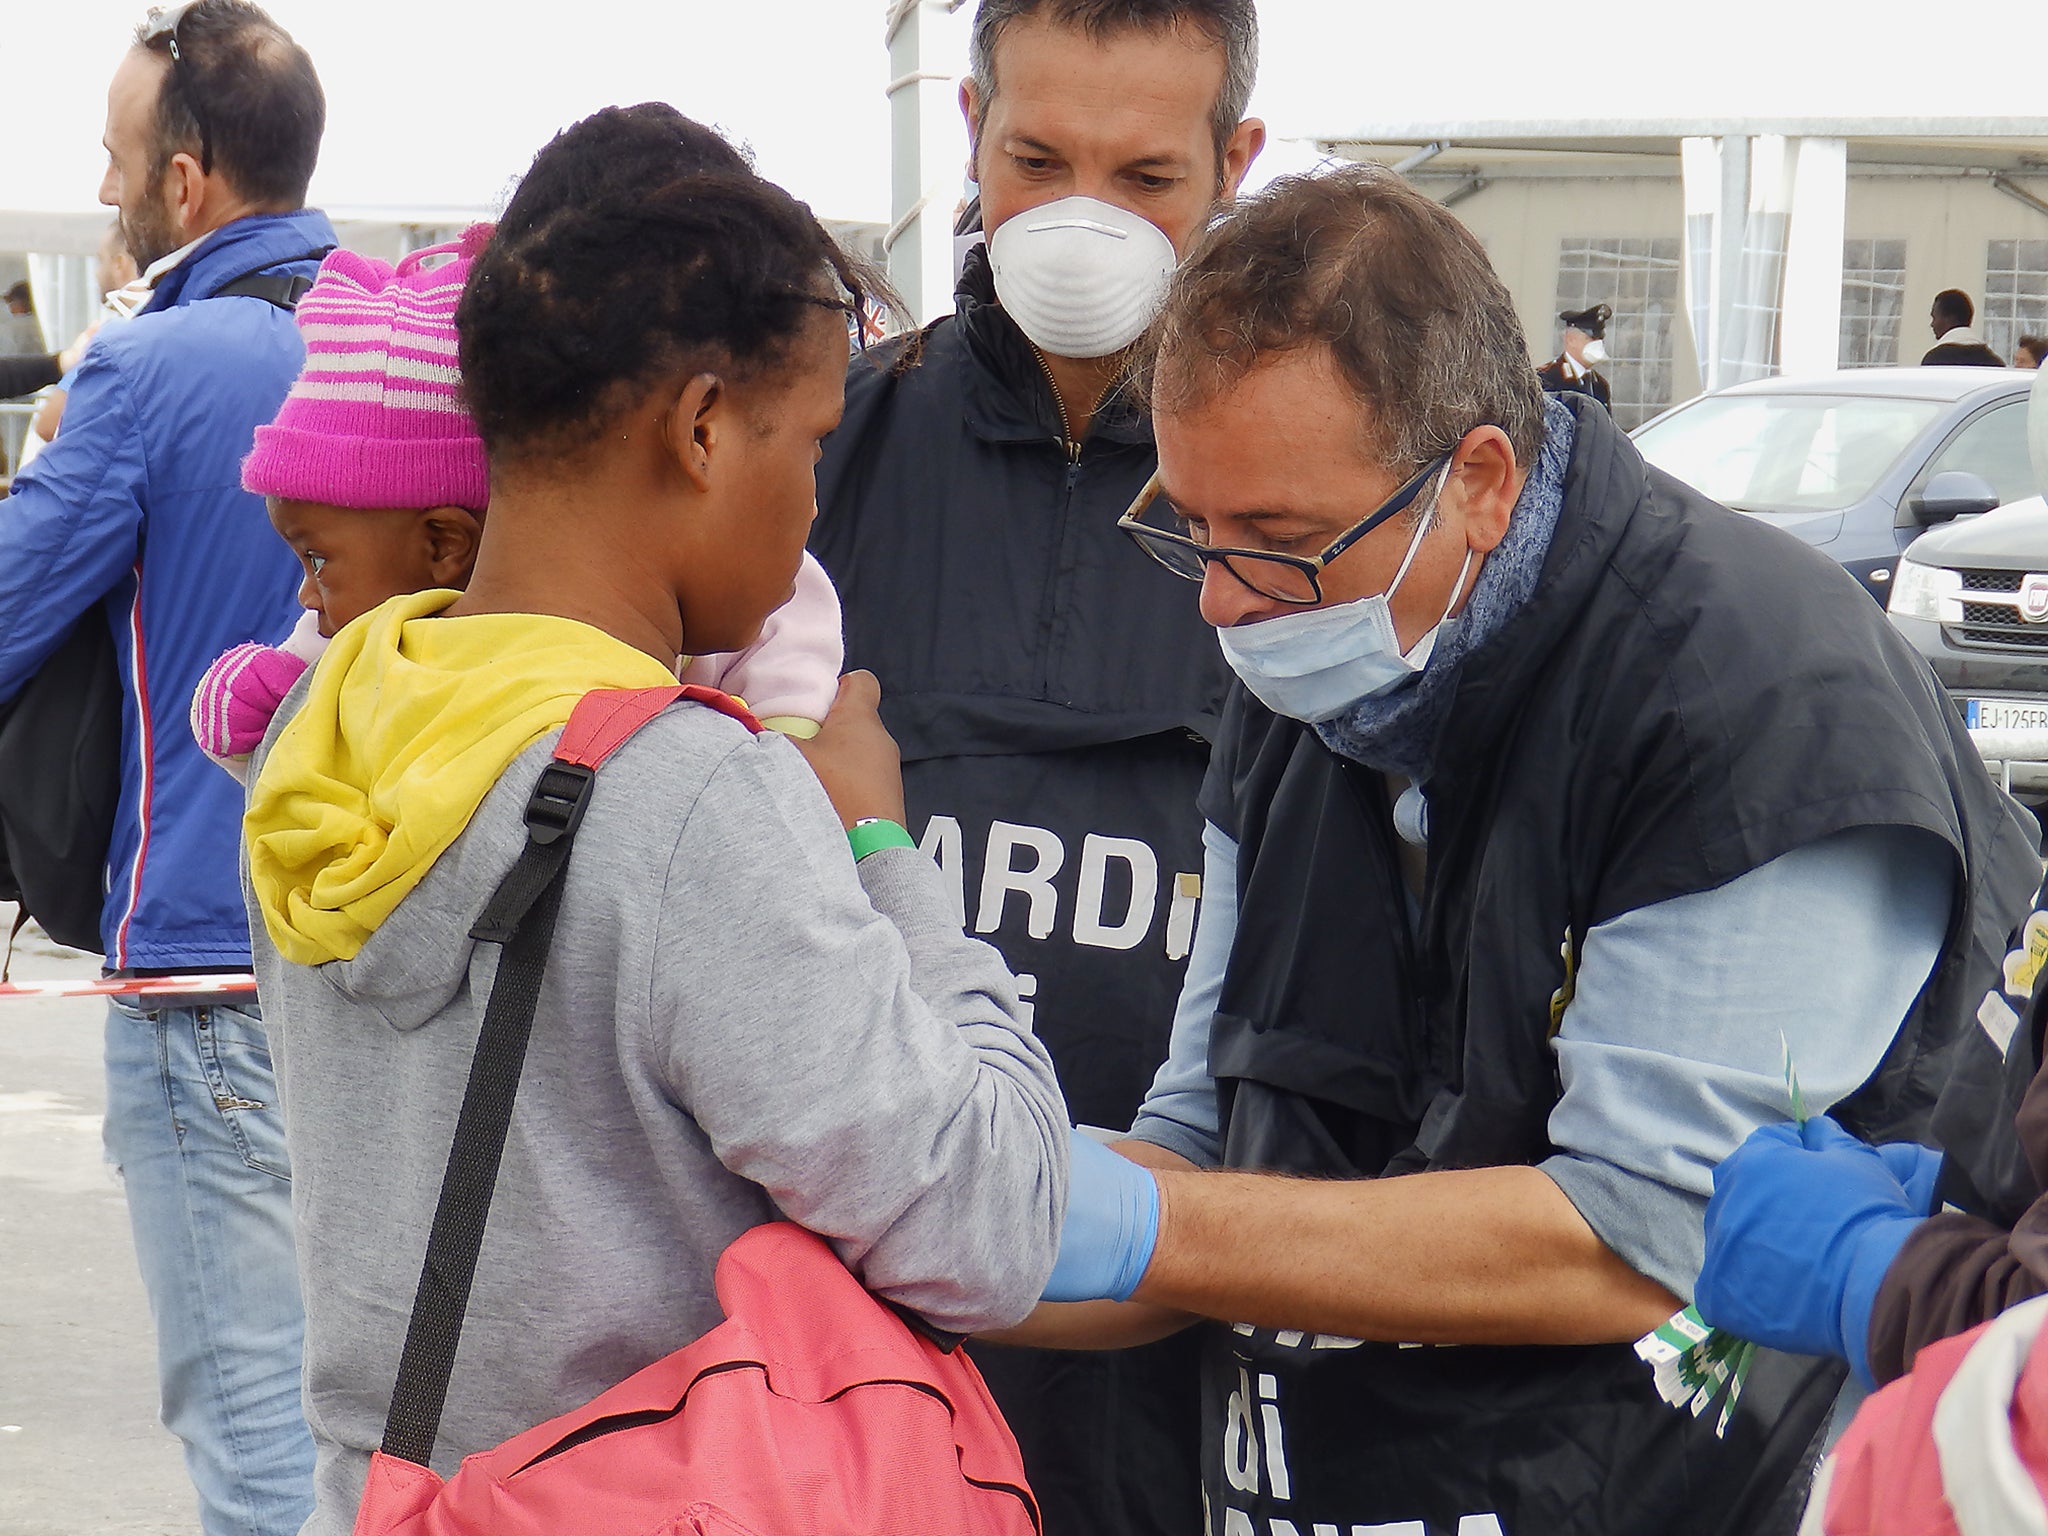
[1006,165,2044,1533]
[0,4,330,1531]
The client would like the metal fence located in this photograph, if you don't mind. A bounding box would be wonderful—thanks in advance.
[1972,728,2048,797]
[0,400,37,482]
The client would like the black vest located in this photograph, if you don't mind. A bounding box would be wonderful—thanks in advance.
[1931,870,2048,1226]
[1196,398,2042,1535]
[813,249,1221,1536]
[814,246,1225,1131]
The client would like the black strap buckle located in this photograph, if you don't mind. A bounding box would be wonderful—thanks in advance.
[467,759,597,944]
[524,761,595,846]
[210,249,336,313]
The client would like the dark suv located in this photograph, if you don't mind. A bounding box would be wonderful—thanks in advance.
[1888,491,2048,792]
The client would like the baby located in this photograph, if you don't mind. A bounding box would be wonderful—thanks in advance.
[193,227,841,777]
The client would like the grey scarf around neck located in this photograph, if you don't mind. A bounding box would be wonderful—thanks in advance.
[1312,396,1577,783]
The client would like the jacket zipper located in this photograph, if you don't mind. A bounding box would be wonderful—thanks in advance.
[1030,347,1086,697]
[1032,346,1084,464]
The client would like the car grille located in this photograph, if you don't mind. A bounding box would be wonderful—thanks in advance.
[1956,627,2048,649]
[1945,568,2048,651]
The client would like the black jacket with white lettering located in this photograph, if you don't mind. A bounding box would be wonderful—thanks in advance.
[811,244,1221,1536]
[813,244,1225,1127]
[1194,394,2042,1535]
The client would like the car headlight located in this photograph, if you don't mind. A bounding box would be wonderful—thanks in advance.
[1888,558,1963,623]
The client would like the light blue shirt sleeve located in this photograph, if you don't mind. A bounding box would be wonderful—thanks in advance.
[1124,814,1955,1308]
[1126,820,1238,1166]
[1542,823,1956,1298]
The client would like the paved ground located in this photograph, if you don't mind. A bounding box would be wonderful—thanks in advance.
[0,908,198,1535]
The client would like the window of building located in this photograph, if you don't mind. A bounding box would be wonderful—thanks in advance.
[1552,237,1682,431]
[1839,238,1908,368]
[1984,240,2048,364]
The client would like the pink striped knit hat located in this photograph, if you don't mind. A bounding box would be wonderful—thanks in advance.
[242,224,493,511]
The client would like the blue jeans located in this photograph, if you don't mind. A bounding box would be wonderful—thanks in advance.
[104,999,314,1536]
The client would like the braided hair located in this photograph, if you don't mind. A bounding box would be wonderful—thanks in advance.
[458,104,876,467]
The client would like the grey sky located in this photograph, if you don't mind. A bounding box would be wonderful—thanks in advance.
[8,0,2033,225]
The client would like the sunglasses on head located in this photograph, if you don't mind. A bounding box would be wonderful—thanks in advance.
[140,3,214,174]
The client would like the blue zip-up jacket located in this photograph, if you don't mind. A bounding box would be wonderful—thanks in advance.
[0,210,335,969]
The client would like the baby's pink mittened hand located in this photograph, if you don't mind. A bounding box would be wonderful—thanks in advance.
[191,643,312,759]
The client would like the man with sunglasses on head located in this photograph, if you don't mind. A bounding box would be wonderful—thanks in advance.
[0,4,330,1530]
[1004,165,2043,1533]
[812,3,1262,1530]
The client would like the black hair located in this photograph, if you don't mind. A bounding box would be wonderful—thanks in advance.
[492,103,753,239]
[133,0,323,209]
[458,105,881,467]
[3,281,29,310]
[1932,288,1975,329]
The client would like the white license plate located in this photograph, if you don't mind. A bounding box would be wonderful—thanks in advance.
[1965,697,2048,731]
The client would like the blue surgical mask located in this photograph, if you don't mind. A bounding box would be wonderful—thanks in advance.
[1216,493,1475,724]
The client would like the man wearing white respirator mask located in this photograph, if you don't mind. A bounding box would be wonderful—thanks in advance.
[1538,301,1614,411]
[811,4,1262,1532]
[999,166,2042,1535]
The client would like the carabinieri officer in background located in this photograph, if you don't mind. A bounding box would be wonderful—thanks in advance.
[1538,301,1614,410]
[1005,165,2040,1535]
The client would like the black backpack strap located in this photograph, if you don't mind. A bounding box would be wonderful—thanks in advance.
[211,247,336,313]
[376,757,595,1466]
[213,271,315,310]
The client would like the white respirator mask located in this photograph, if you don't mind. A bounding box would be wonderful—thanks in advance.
[987,195,1178,359]
[1580,337,1610,365]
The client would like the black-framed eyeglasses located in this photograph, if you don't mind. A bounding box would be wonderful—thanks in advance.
[1117,452,1454,605]
[141,3,214,174]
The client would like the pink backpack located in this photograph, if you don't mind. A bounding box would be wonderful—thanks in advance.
[352,687,1041,1536]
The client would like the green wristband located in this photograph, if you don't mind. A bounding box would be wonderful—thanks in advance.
[847,817,915,862]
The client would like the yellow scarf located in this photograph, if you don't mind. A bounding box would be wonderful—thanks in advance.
[246,590,678,966]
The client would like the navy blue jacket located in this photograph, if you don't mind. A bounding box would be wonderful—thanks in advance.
[0,210,335,968]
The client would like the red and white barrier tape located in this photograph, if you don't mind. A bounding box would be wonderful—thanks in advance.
[0,972,258,1001]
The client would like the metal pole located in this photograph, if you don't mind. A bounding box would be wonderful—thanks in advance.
[1391,141,1451,177]
[1779,138,1847,378]
[1991,174,2048,222]
[1680,136,1721,394]
[885,0,972,326]
[1442,176,1489,208]
[1712,135,1752,392]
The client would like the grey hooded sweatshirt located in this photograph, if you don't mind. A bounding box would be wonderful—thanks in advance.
[245,699,1069,1533]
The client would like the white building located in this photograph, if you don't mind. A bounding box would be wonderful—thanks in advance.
[1306,120,2048,428]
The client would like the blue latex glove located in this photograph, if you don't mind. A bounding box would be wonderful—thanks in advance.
[1875,1140,1944,1216]
[1042,1130,1161,1303]
[1696,1116,1924,1389]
